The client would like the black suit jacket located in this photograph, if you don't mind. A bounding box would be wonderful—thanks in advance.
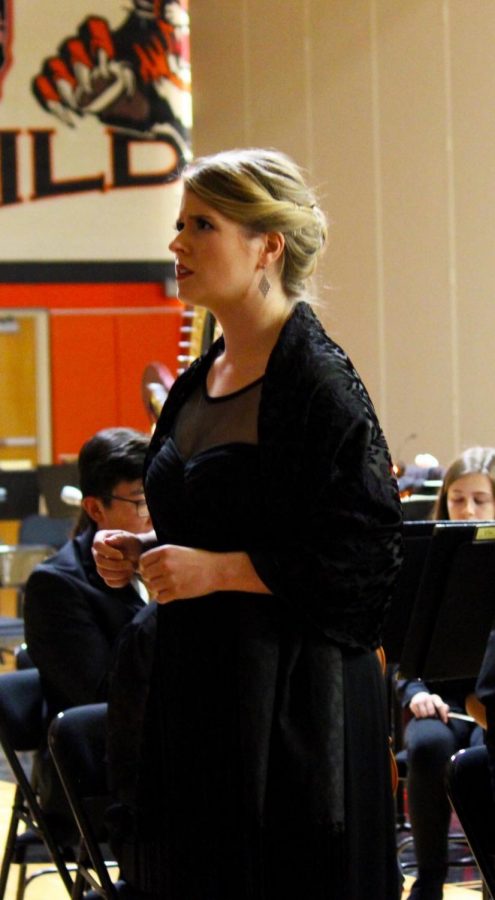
[23,526,147,833]
[24,526,146,722]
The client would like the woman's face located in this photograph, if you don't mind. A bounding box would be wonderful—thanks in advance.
[446,472,495,521]
[168,189,265,313]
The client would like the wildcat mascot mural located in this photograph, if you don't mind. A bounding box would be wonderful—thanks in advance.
[32,0,190,160]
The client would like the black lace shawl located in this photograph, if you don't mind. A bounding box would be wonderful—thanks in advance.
[109,301,403,836]
[146,300,403,650]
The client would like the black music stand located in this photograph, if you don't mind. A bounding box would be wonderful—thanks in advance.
[0,471,39,520]
[382,520,437,664]
[398,522,495,681]
[36,464,79,518]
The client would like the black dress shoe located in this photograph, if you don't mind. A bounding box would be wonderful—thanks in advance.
[408,868,446,900]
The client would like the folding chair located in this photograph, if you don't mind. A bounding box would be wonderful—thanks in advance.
[48,704,135,899]
[447,745,495,900]
[13,644,35,671]
[0,668,75,899]
[0,617,24,666]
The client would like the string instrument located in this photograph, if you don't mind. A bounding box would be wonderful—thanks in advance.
[463,693,486,729]
[176,304,217,375]
[141,304,218,427]
[376,646,399,794]
[141,361,174,426]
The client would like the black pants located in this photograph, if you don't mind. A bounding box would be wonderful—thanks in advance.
[405,715,483,870]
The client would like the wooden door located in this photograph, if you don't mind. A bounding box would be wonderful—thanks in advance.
[0,311,50,466]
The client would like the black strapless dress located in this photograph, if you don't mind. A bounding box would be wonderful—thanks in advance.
[143,435,265,898]
[118,376,399,900]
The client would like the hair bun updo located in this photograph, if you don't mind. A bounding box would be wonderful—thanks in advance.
[182,148,328,299]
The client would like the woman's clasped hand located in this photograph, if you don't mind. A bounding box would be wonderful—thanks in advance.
[92,529,213,599]
[92,529,269,601]
[92,529,144,589]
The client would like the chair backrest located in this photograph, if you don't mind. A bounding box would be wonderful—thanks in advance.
[0,668,43,753]
[18,514,74,550]
[401,496,436,521]
[0,669,74,896]
[14,643,35,671]
[447,746,495,897]
[49,704,109,797]
[48,703,117,898]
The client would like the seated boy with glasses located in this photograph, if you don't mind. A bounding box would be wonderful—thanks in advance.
[23,427,155,834]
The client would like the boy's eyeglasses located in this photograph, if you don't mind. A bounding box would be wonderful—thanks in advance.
[108,494,149,518]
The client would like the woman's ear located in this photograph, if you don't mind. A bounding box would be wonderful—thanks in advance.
[260,231,285,269]
[81,495,105,525]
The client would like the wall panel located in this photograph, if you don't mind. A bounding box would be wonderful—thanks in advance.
[376,0,455,460]
[308,0,382,411]
[189,3,248,151]
[189,0,495,467]
[449,2,495,450]
[245,0,310,163]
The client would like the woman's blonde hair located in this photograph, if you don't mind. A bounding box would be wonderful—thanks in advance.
[182,148,327,299]
[432,445,495,519]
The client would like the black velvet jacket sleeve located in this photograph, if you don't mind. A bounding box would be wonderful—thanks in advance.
[146,302,403,651]
[251,316,403,647]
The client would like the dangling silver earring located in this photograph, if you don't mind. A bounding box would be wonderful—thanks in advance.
[258,271,271,298]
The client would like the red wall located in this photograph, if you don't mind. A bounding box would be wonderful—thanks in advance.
[0,283,183,460]
[0,282,175,310]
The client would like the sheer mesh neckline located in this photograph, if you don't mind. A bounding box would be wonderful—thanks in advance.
[203,374,264,403]
[171,374,262,461]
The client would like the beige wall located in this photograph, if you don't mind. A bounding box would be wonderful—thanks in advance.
[189,0,495,468]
